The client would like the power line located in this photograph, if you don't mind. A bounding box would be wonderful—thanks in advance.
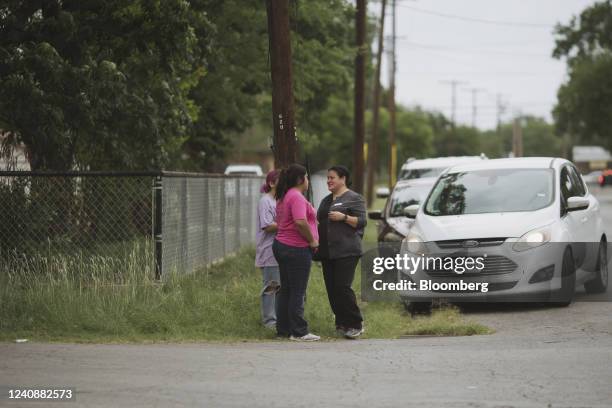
[397,40,552,58]
[397,71,561,77]
[396,4,555,28]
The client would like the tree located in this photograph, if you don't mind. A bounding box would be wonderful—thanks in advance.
[553,0,612,150]
[0,1,212,170]
[183,0,269,171]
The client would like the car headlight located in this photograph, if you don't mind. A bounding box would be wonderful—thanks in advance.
[512,225,552,252]
[402,232,426,254]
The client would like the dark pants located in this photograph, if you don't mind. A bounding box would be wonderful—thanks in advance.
[272,240,312,337]
[322,256,363,330]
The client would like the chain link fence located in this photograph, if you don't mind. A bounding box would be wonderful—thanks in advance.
[0,171,263,279]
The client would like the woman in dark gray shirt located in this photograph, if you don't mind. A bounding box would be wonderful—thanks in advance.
[316,165,367,339]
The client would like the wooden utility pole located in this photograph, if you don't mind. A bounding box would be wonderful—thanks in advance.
[467,87,484,128]
[266,0,297,168]
[387,0,397,191]
[512,117,523,157]
[439,79,466,155]
[353,0,367,194]
[496,93,506,138]
[366,0,387,207]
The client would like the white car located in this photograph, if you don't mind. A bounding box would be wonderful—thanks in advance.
[398,155,487,182]
[399,157,608,305]
[370,155,488,241]
[224,164,263,176]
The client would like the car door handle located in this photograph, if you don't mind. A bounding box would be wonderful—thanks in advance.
[581,216,588,223]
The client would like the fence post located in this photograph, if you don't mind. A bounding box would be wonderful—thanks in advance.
[180,177,188,274]
[235,178,241,251]
[220,178,226,257]
[153,176,163,280]
[203,178,209,266]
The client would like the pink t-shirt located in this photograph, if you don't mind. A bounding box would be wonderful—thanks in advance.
[275,188,319,248]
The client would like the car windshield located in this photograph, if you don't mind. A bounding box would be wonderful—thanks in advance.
[388,184,432,217]
[399,167,445,180]
[424,169,554,216]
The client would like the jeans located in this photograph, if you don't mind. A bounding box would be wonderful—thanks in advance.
[260,266,280,327]
[272,240,312,337]
[322,256,363,330]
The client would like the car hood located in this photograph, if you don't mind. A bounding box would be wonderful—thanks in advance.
[415,208,554,241]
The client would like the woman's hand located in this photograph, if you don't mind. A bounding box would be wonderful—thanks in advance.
[328,211,347,222]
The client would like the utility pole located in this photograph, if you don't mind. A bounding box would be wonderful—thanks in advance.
[266,0,297,168]
[512,116,523,157]
[366,0,387,207]
[353,0,367,194]
[440,80,466,127]
[387,0,397,191]
[466,87,485,128]
[496,93,507,137]
[439,79,466,155]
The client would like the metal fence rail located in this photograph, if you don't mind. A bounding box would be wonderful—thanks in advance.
[0,171,263,278]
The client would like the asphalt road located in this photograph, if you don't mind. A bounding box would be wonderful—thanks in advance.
[1,186,611,408]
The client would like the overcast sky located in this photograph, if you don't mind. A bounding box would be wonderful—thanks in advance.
[370,0,596,130]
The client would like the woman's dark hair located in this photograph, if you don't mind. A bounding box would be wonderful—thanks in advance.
[328,165,351,187]
[275,163,308,200]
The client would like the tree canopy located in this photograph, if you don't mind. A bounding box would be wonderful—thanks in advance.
[553,0,612,150]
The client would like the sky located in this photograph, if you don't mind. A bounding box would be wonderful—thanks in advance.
[370,0,597,130]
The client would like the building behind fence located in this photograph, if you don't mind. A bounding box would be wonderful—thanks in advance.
[0,171,263,278]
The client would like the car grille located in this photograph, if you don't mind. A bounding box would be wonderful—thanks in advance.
[425,255,518,277]
[435,238,507,249]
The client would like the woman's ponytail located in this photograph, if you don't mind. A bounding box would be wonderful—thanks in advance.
[275,163,307,201]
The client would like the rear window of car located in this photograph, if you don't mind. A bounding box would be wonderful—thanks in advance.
[399,167,445,180]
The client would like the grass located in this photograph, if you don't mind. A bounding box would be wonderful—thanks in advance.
[0,240,491,343]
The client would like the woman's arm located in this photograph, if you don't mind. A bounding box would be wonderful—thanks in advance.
[263,223,278,233]
[295,219,318,247]
[328,195,367,229]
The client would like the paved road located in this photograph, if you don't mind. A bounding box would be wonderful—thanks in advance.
[1,186,611,408]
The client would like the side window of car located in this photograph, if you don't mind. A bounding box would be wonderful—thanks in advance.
[560,167,573,204]
[568,166,586,196]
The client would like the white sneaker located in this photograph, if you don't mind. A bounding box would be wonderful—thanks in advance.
[289,333,321,342]
[344,327,364,339]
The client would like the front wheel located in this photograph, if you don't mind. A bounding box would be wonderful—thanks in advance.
[552,247,576,307]
[584,241,608,294]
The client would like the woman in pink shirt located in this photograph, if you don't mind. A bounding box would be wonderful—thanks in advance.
[272,164,320,341]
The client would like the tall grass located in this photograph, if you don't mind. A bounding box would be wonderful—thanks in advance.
[0,243,490,342]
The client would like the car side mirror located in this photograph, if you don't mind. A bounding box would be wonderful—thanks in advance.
[403,204,420,218]
[368,210,383,220]
[376,187,390,199]
[567,196,589,212]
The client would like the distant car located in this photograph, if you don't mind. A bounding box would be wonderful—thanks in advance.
[224,164,263,176]
[369,155,488,243]
[598,169,612,186]
[369,179,432,242]
[399,157,608,306]
[398,155,487,182]
[582,170,602,185]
